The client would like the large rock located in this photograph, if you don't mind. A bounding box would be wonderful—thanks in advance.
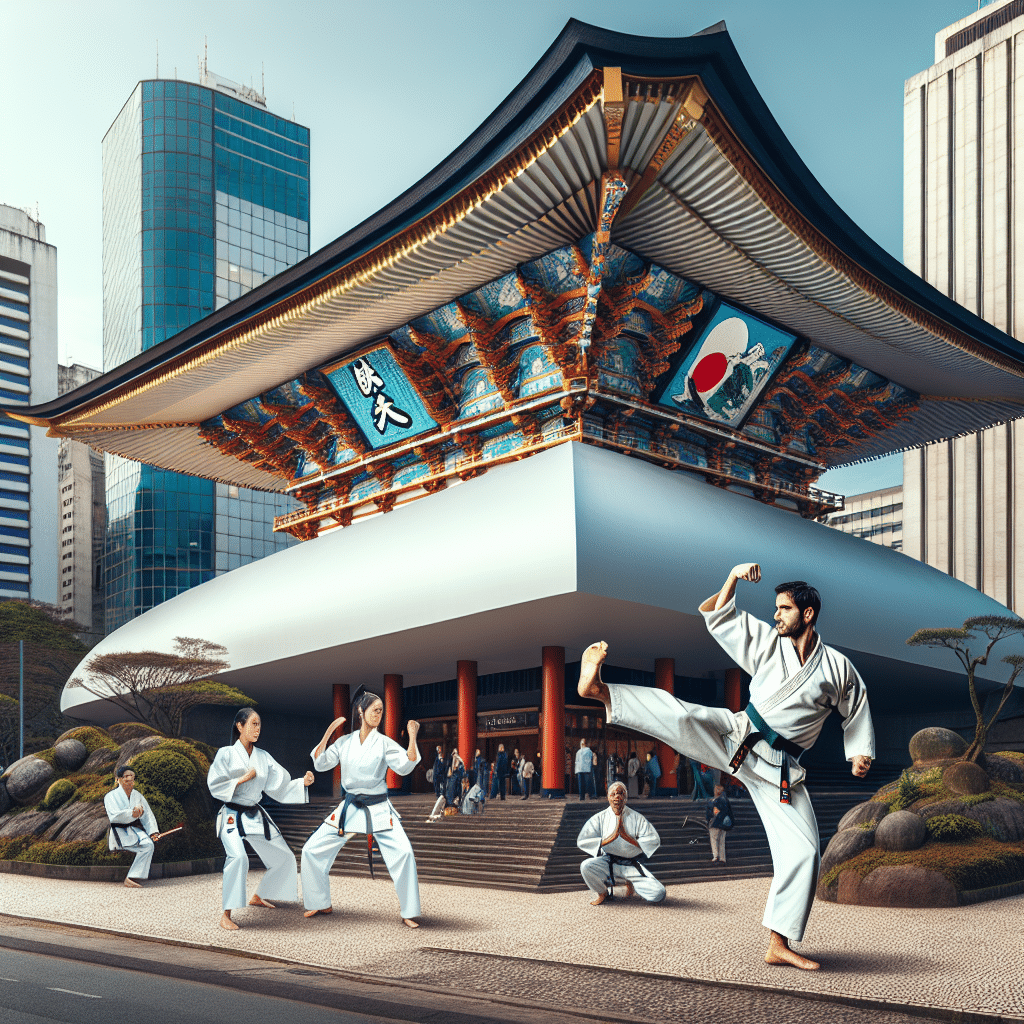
[52,739,88,772]
[943,760,989,795]
[984,754,1024,784]
[857,865,958,908]
[961,798,1024,842]
[875,809,927,851]
[0,810,57,838]
[4,757,55,804]
[116,736,162,765]
[837,800,889,832]
[0,780,10,815]
[81,747,118,773]
[909,727,968,764]
[837,869,863,904]
[44,801,109,843]
[821,826,877,877]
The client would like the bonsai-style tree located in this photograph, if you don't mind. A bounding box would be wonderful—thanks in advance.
[907,615,1024,762]
[66,637,253,737]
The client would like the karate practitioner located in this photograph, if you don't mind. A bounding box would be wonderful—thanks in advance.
[207,708,314,931]
[301,688,422,927]
[104,765,159,887]
[577,563,873,971]
[577,780,665,905]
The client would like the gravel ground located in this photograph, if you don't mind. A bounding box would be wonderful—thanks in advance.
[1,869,1021,1021]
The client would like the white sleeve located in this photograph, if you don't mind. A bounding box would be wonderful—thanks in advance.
[383,735,419,777]
[104,790,134,825]
[262,751,309,805]
[138,794,159,835]
[576,812,604,858]
[635,813,661,858]
[207,746,244,804]
[700,596,777,676]
[311,736,344,772]
[838,659,875,761]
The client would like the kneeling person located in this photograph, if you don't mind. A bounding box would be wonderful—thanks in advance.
[104,765,159,888]
[577,781,665,905]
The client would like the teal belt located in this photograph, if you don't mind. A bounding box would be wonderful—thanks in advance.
[728,703,805,804]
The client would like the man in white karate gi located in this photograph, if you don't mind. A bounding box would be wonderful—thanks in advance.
[577,780,665,905]
[104,765,160,888]
[578,562,873,970]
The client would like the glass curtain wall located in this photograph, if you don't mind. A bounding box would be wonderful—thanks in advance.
[103,80,309,633]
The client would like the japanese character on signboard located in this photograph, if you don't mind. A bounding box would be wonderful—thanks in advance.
[350,357,413,434]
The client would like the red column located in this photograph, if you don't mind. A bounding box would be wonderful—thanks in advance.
[331,683,350,798]
[384,674,403,792]
[724,667,742,712]
[541,646,565,797]
[457,661,478,771]
[655,658,675,795]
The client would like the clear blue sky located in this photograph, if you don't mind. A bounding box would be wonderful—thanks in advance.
[0,0,987,494]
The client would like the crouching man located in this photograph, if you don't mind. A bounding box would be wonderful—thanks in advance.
[104,765,159,888]
[576,780,665,906]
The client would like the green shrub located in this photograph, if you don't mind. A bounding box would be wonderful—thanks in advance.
[41,779,76,810]
[144,791,186,833]
[90,839,124,866]
[18,842,56,864]
[73,773,115,803]
[55,727,117,754]
[958,792,995,807]
[0,836,31,860]
[925,814,985,842]
[130,750,197,799]
[156,739,210,778]
[107,722,162,744]
[45,841,97,866]
[184,738,217,763]
[32,748,57,768]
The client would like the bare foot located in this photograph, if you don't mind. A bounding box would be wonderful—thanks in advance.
[123,878,142,888]
[402,918,420,928]
[621,881,635,899]
[590,892,608,906]
[220,912,239,931]
[765,931,819,970]
[249,895,276,908]
[304,906,333,918]
[578,642,610,704]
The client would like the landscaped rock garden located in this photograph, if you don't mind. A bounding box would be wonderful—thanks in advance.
[0,722,220,869]
[817,728,1024,907]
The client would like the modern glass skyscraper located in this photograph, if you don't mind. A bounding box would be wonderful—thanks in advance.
[102,73,308,633]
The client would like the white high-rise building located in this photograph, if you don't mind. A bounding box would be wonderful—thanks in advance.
[903,1,1024,613]
[0,205,58,603]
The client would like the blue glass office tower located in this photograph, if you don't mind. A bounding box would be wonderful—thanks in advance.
[102,76,308,633]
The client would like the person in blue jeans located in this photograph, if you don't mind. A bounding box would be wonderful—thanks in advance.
[490,744,509,800]
[574,739,595,799]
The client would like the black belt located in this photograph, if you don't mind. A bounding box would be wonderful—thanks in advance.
[110,820,146,849]
[336,792,390,879]
[223,801,275,840]
[728,703,805,804]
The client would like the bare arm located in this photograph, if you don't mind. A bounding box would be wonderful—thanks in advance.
[851,755,872,778]
[699,563,761,613]
[407,720,420,762]
[314,716,347,761]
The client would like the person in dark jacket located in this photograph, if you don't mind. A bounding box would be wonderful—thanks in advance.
[706,784,733,863]
[432,746,445,800]
[446,751,465,805]
[490,744,509,800]
[646,751,662,798]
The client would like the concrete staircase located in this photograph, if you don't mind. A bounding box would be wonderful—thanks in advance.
[267,786,877,893]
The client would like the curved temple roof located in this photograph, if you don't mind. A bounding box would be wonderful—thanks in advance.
[13,19,1024,489]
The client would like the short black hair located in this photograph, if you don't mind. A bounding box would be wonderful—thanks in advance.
[115,764,136,778]
[774,580,821,625]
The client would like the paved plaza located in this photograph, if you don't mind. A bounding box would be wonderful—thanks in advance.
[1,866,1020,1022]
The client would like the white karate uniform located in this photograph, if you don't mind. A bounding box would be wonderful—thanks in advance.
[301,730,421,918]
[577,805,665,902]
[207,740,309,912]
[606,596,874,941]
[104,785,158,881]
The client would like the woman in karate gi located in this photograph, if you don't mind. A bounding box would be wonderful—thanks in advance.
[301,688,422,927]
[207,707,314,931]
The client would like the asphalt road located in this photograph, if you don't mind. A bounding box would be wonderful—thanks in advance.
[0,918,964,1024]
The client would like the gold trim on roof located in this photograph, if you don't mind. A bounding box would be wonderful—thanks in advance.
[54,72,606,432]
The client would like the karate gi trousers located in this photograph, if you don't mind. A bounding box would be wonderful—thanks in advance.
[218,808,298,912]
[301,816,420,919]
[608,684,819,941]
[580,854,666,903]
[116,831,155,881]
